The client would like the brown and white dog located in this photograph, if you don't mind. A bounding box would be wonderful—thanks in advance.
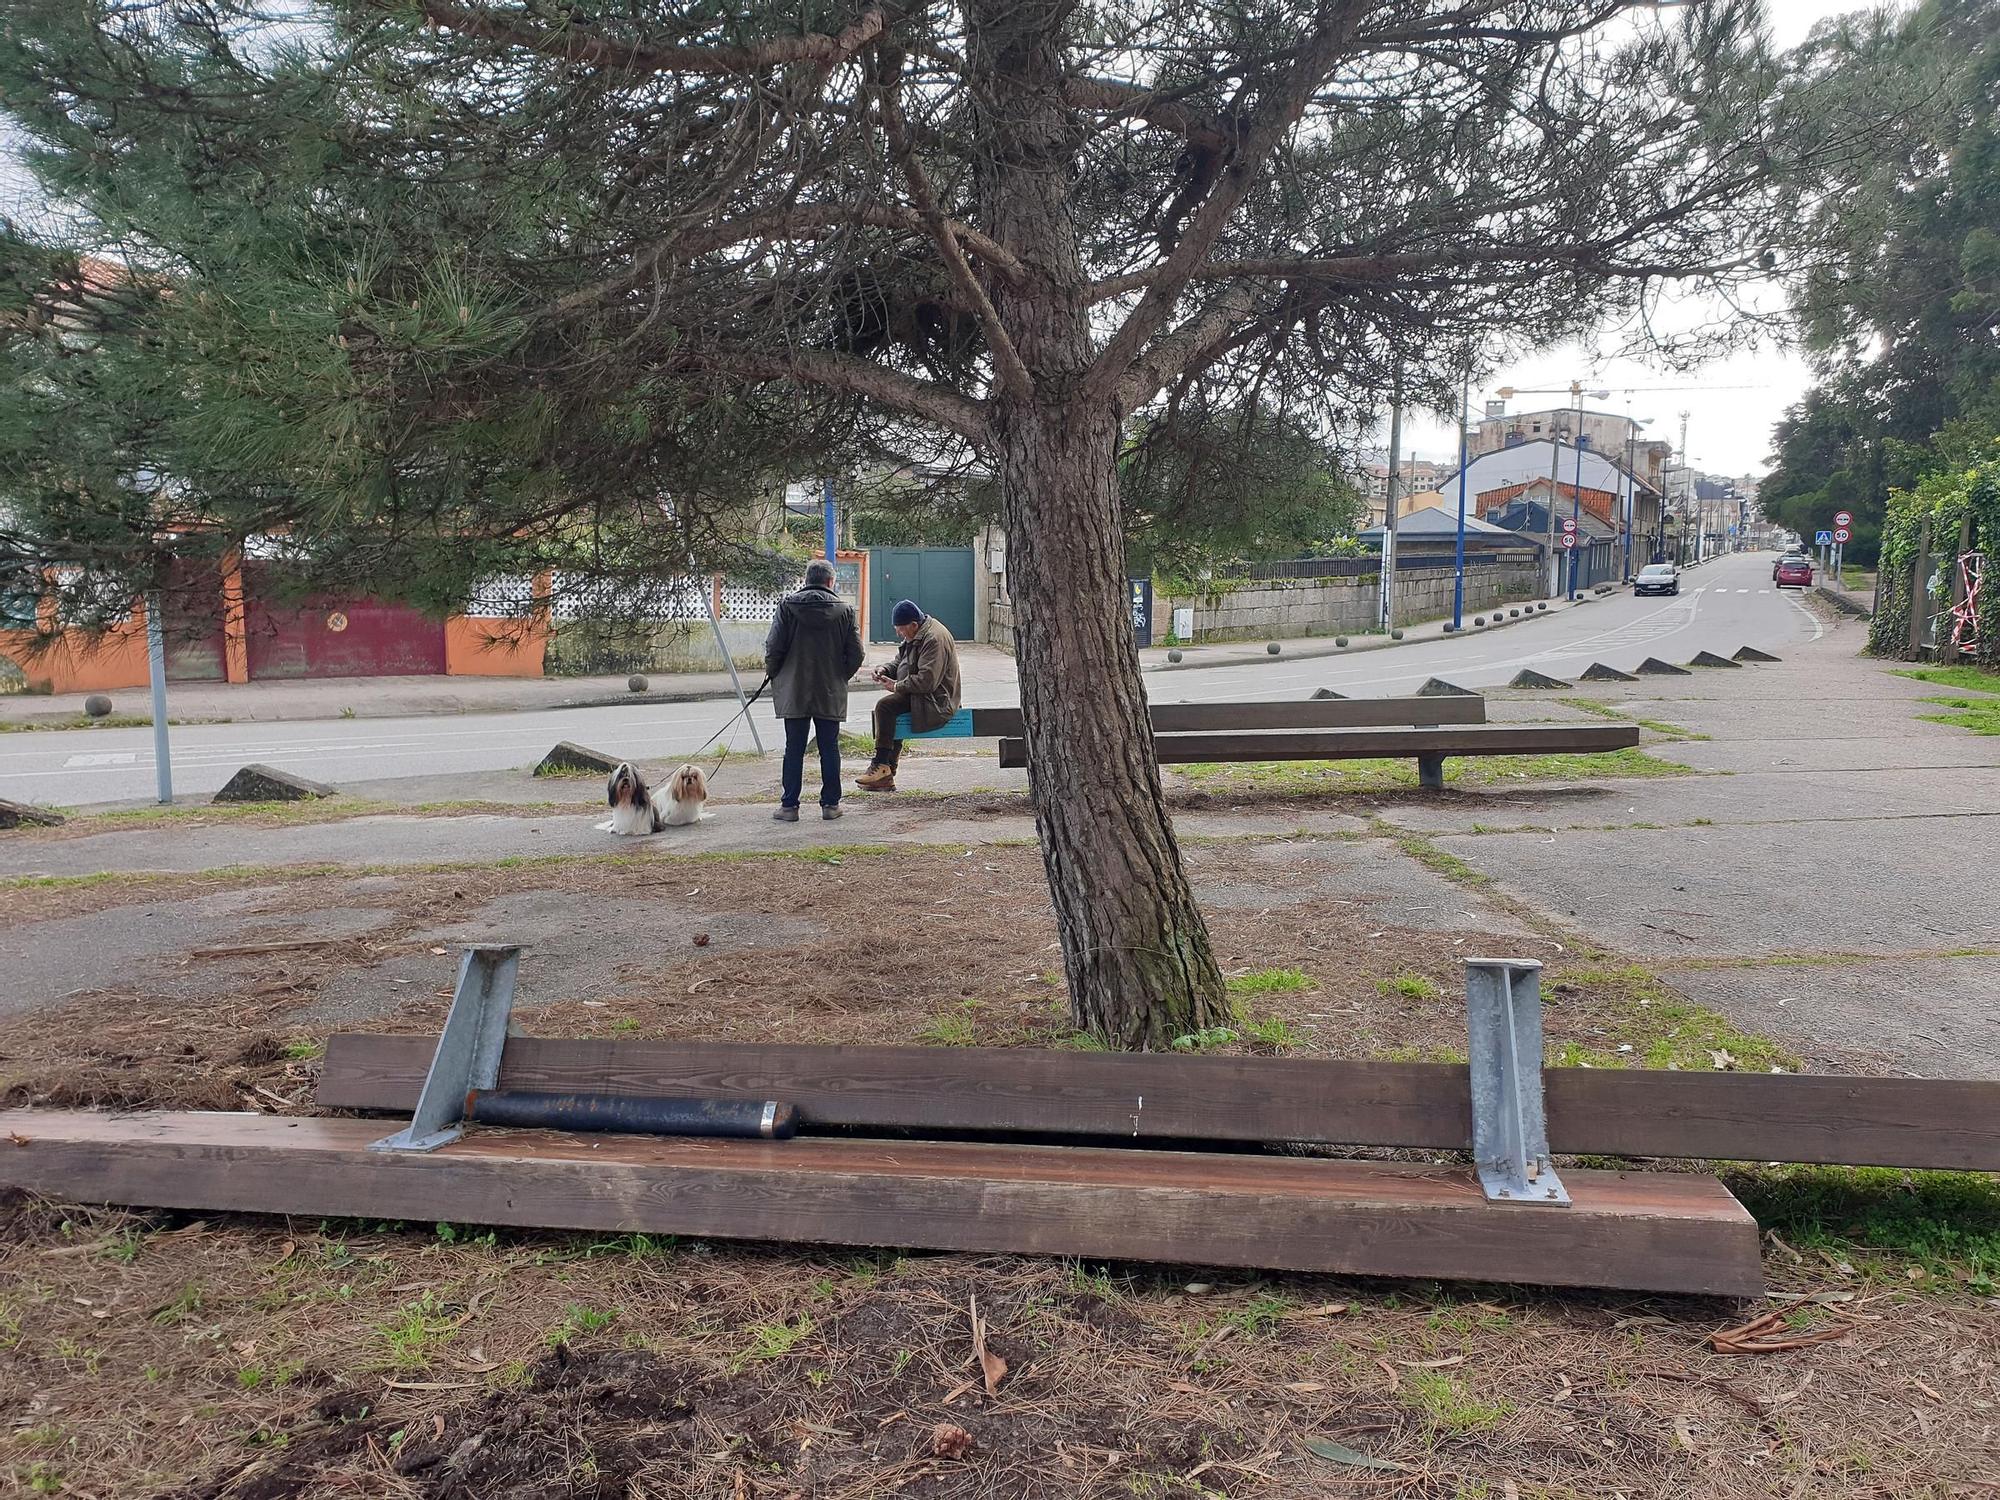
[606,761,709,834]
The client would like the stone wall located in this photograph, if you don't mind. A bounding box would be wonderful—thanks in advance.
[546,618,768,676]
[978,555,1542,650]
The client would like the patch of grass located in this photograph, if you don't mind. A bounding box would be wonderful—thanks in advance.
[1238,1014,1300,1049]
[531,762,602,779]
[1918,695,2000,736]
[1404,1370,1511,1435]
[281,1039,323,1061]
[1553,964,1798,1073]
[914,1004,979,1047]
[152,1284,204,1326]
[1375,1043,1469,1064]
[1391,833,1490,888]
[101,1231,144,1265]
[732,1315,814,1373]
[1170,1025,1240,1052]
[378,1291,458,1370]
[1377,971,1439,1002]
[546,1304,620,1348]
[1221,1293,1292,1338]
[1183,746,1692,795]
[1892,665,2000,696]
[1225,967,1311,997]
[1729,1166,2000,1292]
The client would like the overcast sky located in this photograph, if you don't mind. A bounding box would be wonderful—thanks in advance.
[1392,0,1904,478]
[3,0,1897,479]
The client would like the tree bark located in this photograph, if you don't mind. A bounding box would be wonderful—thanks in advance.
[971,0,1229,1049]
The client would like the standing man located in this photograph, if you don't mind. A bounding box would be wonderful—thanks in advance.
[856,599,961,792]
[764,558,864,822]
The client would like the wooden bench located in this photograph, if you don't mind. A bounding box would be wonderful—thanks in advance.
[892,695,1485,742]
[997,722,1641,788]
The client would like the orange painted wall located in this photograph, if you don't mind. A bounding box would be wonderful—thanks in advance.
[0,620,152,695]
[444,616,549,677]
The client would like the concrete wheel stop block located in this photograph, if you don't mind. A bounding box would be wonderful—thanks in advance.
[1733,646,1781,663]
[1688,651,1742,669]
[213,765,336,804]
[1,797,66,829]
[1635,658,1691,677]
[1417,677,1476,697]
[1509,669,1571,690]
[1580,662,1638,683]
[536,741,623,777]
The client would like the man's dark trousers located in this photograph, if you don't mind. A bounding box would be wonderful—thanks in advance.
[870,692,911,769]
[782,717,843,809]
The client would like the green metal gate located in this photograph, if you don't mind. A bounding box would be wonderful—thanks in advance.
[867,547,976,644]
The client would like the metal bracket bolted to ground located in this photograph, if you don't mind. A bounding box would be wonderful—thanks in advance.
[1464,957,1570,1206]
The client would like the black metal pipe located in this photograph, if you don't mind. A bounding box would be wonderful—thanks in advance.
[463,1090,797,1140]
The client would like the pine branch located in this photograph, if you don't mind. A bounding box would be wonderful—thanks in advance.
[680,347,989,444]
[413,1,887,77]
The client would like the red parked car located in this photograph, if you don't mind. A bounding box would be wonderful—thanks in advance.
[1773,554,1814,588]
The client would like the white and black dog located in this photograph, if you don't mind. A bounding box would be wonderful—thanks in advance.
[606,761,709,834]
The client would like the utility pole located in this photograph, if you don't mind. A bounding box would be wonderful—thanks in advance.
[821,475,838,561]
[1452,368,1471,631]
[1379,388,1403,632]
[145,592,173,804]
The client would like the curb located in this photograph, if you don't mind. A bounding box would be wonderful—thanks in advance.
[1812,583,1873,620]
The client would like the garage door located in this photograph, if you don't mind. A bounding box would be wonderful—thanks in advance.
[243,564,447,679]
[866,547,976,644]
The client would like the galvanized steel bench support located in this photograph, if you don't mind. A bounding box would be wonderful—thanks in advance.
[1464,958,1568,1205]
[369,945,521,1154]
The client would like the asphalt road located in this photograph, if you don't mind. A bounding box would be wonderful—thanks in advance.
[1,553,1819,807]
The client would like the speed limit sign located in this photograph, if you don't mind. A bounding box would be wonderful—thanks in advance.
[1559,533,1578,550]
[1833,510,1854,528]
[1834,526,1851,544]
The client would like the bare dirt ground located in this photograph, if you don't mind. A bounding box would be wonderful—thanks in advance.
[2,837,1997,1498]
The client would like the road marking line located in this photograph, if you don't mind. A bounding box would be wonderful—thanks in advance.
[62,752,138,768]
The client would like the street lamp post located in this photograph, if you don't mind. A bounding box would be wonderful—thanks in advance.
[1452,368,1471,631]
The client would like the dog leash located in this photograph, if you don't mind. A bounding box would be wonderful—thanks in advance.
[685,675,771,786]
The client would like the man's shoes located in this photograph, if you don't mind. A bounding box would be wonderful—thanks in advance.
[855,763,896,792]
[772,806,800,823]
[821,805,843,820]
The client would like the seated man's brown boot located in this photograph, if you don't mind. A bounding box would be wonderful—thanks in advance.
[855,762,897,792]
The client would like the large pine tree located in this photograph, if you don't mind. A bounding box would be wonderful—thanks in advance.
[2,1,1857,1045]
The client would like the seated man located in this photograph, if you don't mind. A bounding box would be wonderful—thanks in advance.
[856,599,961,792]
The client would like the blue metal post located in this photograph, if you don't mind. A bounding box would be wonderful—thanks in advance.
[1452,371,1470,630]
[822,476,837,562]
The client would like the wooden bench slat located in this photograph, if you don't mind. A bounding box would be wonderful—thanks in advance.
[997,722,1640,767]
[317,1036,2000,1171]
[0,1109,1765,1296]
[967,695,1485,738]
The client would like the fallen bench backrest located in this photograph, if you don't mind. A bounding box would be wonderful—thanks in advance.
[966,695,1484,738]
[315,1033,2000,1171]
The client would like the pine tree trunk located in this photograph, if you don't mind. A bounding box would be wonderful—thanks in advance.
[996,409,1231,1049]
[968,0,1228,1049]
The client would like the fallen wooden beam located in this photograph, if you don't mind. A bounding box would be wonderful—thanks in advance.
[318,1036,2000,1171]
[0,1110,1764,1297]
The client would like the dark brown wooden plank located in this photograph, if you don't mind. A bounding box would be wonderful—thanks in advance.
[1544,1070,2000,1171]
[318,1036,2000,1171]
[0,1110,1764,1296]
[997,722,1640,767]
[321,1035,1473,1147]
[969,695,1484,737]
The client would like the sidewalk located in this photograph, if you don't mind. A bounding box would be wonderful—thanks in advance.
[0,645,1020,728]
